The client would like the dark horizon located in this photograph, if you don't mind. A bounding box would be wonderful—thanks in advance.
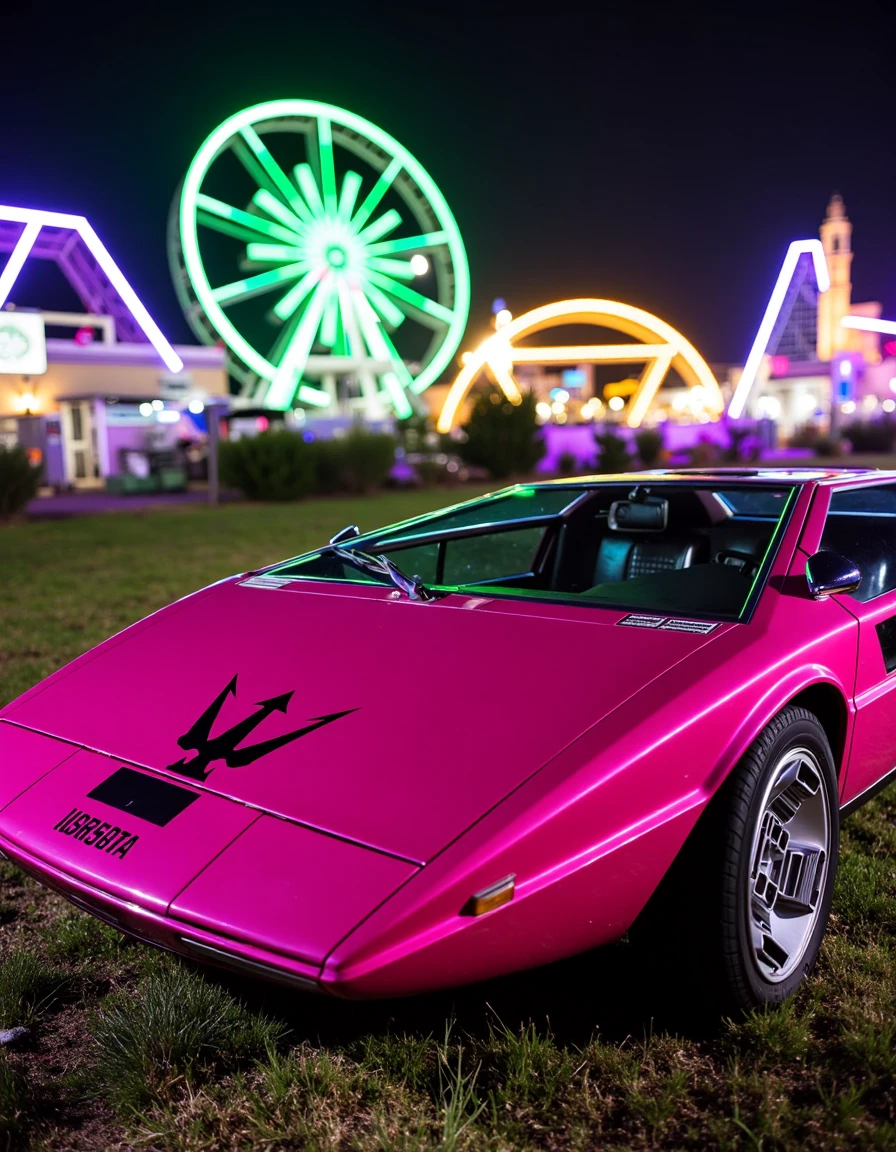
[4,3,895,369]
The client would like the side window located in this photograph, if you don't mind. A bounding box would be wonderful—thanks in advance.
[385,542,439,583]
[821,485,896,602]
[442,527,545,586]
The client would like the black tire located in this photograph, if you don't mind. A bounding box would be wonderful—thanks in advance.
[630,705,839,1015]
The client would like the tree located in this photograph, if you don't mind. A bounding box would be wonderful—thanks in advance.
[458,387,545,479]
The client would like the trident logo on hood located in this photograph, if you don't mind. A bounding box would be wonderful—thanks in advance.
[166,675,356,781]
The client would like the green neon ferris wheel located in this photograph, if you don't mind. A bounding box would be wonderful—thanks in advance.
[170,100,470,416]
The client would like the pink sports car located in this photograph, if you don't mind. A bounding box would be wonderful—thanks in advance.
[1,468,893,1012]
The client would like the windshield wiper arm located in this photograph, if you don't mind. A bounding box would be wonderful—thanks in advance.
[329,545,436,602]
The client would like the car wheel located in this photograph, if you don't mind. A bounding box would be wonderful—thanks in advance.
[631,705,839,1014]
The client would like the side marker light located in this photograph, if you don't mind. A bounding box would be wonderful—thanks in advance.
[462,874,516,916]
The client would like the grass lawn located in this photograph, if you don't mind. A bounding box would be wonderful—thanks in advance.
[0,486,895,1149]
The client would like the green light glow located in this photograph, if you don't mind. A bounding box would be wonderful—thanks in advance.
[178,100,470,414]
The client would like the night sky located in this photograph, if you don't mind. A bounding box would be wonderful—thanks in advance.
[4,3,895,367]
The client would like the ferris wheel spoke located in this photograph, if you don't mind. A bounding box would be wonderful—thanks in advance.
[335,279,365,363]
[317,118,339,217]
[350,156,402,232]
[361,281,406,328]
[293,164,325,219]
[319,285,339,348]
[196,194,300,245]
[235,127,305,211]
[267,281,330,409]
[337,172,363,223]
[366,256,415,280]
[366,270,454,328]
[251,190,308,239]
[212,262,310,306]
[355,209,402,246]
[366,230,449,256]
[352,291,413,417]
[272,268,324,322]
[245,242,303,263]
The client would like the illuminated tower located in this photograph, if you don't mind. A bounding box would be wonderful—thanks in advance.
[816,193,853,362]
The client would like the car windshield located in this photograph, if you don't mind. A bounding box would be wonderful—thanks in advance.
[269,480,796,621]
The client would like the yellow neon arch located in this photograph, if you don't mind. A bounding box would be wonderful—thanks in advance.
[436,298,723,432]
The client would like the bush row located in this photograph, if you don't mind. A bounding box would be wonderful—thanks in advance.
[218,428,396,501]
[0,444,42,519]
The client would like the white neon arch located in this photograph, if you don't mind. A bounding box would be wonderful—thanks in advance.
[0,204,183,373]
[727,240,830,420]
[437,298,723,432]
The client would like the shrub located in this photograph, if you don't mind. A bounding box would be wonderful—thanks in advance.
[688,437,721,468]
[312,428,396,494]
[789,422,823,449]
[634,428,664,468]
[458,387,545,479]
[842,419,896,454]
[721,424,760,463]
[594,430,632,473]
[556,450,580,476]
[219,430,316,501]
[0,444,42,518]
[812,436,842,457]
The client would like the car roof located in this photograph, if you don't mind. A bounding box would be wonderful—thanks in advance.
[529,467,896,487]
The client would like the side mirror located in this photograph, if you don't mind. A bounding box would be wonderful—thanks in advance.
[806,550,861,600]
[329,524,360,545]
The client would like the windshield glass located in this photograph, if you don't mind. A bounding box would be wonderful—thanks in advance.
[270,481,796,620]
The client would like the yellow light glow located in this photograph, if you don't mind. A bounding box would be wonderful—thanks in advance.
[550,400,565,415]
[608,395,625,411]
[437,298,722,432]
[15,392,38,413]
[535,401,552,419]
[494,308,512,329]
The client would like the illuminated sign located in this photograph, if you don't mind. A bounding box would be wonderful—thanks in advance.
[438,299,723,431]
[174,100,470,417]
[0,312,47,375]
[727,240,830,420]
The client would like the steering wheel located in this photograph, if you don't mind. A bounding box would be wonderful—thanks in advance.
[714,549,759,579]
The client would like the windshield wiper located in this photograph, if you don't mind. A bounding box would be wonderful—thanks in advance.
[329,544,436,602]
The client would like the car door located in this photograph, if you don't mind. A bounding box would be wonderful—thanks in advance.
[820,481,896,806]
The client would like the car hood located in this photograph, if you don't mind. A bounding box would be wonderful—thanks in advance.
[2,577,726,861]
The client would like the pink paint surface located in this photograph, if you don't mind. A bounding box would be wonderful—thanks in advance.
[3,579,720,862]
[171,816,416,963]
[0,723,74,810]
[0,747,257,914]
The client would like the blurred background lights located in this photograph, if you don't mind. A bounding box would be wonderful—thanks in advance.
[608,395,625,412]
[549,388,570,403]
[187,398,205,414]
[883,399,896,413]
[494,308,512,329]
[138,402,153,417]
[757,395,782,419]
[151,399,164,411]
[491,297,507,315]
[535,401,552,420]
[410,254,429,276]
[841,400,857,414]
[839,359,853,378]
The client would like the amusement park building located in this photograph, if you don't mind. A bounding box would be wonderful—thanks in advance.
[730,194,892,435]
[0,206,228,490]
